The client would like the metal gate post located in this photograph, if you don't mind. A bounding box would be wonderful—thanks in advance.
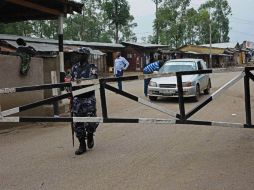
[176,73,186,121]
[99,79,108,119]
[244,70,252,128]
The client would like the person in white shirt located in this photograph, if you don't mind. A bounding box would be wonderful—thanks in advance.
[114,52,129,90]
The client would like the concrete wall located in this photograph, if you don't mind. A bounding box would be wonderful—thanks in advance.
[0,54,46,116]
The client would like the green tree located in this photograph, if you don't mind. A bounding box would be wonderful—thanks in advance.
[0,0,137,43]
[102,0,135,43]
[119,15,137,42]
[147,35,156,44]
[151,0,163,44]
[155,0,231,46]
[199,0,231,43]
[31,21,45,38]
[39,20,58,39]
[64,0,112,42]
[184,8,198,44]
[64,16,81,41]
[195,9,210,44]
[156,0,190,47]
[0,19,58,39]
[0,21,33,36]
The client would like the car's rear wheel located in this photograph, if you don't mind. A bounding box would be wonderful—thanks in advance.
[193,84,200,102]
[149,96,157,101]
[204,79,211,95]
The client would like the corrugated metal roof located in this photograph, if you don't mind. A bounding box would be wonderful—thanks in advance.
[184,51,203,55]
[0,34,109,55]
[4,40,105,55]
[178,45,226,55]
[201,42,238,49]
[183,51,232,56]
[0,0,83,23]
[66,47,105,56]
[64,40,124,48]
[6,41,59,52]
[0,34,124,48]
[170,58,203,62]
[0,34,58,44]
[121,41,168,48]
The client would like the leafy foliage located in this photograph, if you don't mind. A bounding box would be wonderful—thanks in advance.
[156,0,191,47]
[0,21,33,36]
[102,0,136,43]
[199,0,232,43]
[64,0,113,42]
[155,0,231,47]
[119,15,138,42]
[0,0,136,43]
[0,0,231,46]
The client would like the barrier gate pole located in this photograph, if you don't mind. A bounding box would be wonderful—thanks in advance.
[176,73,186,121]
[244,70,252,128]
[100,79,108,119]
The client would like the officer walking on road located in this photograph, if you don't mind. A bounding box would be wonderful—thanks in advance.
[70,47,99,155]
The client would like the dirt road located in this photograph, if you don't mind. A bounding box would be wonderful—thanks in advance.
[1,71,254,190]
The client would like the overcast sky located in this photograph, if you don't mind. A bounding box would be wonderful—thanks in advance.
[128,0,254,43]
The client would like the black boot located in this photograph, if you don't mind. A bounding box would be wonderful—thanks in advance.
[87,133,94,149]
[75,137,87,155]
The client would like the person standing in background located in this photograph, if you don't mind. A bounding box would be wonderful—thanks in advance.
[114,52,129,91]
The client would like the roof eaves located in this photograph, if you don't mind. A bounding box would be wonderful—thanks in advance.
[121,41,167,49]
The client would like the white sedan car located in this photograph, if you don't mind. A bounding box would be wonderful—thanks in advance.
[148,59,211,101]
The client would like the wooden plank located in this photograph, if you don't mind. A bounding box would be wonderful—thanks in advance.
[5,0,62,15]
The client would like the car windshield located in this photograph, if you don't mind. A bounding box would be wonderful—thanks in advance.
[159,61,197,73]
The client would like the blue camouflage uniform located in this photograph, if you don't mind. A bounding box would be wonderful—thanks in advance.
[71,61,99,139]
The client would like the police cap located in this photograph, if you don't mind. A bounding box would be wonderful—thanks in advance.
[75,47,90,55]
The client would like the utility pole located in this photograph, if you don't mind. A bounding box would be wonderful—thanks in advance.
[209,8,212,68]
[209,22,212,68]
[153,0,162,44]
[155,0,159,44]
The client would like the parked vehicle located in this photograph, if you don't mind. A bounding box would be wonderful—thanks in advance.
[148,59,211,101]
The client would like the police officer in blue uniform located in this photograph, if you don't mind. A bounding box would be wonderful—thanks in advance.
[71,47,99,155]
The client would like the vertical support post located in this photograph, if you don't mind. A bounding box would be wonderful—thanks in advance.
[58,14,65,84]
[51,71,59,117]
[244,70,252,127]
[0,105,2,119]
[176,73,186,121]
[209,23,212,68]
[52,99,59,116]
[209,7,212,68]
[99,79,108,119]
[155,0,159,44]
